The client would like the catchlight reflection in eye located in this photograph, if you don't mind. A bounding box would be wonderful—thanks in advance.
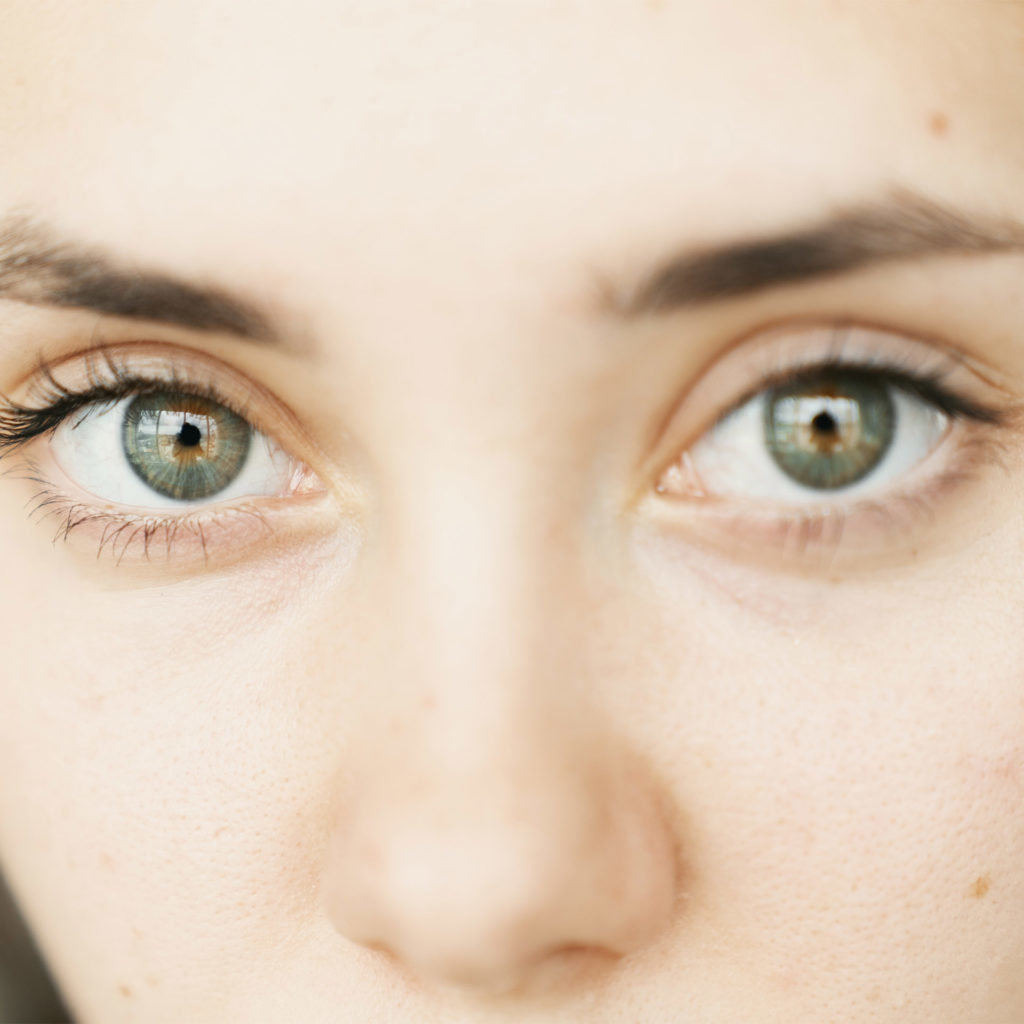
[662,368,951,504]
[51,390,303,510]
[764,370,896,491]
[122,392,253,500]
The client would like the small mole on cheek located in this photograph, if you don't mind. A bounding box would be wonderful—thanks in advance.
[928,110,950,138]
[118,984,133,998]
[969,874,992,899]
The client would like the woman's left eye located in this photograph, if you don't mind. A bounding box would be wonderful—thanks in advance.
[50,390,304,509]
[660,368,950,503]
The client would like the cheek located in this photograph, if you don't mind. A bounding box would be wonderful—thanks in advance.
[623,532,1024,1013]
[0,534,355,1018]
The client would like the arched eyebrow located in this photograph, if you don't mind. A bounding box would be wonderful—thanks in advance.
[0,215,282,345]
[2,188,1023,343]
[599,187,1024,318]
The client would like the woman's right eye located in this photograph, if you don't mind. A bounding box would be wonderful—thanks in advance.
[50,389,310,510]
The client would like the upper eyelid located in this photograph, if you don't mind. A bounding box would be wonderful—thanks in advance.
[636,322,1018,495]
[0,344,291,453]
[674,323,1007,432]
[0,342,359,513]
[715,360,1006,430]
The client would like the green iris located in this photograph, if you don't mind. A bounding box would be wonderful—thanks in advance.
[122,392,251,500]
[764,371,895,490]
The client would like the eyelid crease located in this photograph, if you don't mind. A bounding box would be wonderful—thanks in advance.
[0,346,261,456]
[644,323,1018,474]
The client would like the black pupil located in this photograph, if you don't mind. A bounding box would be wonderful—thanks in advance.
[811,411,837,435]
[178,421,202,447]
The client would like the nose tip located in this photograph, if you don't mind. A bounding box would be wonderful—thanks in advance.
[323,758,677,998]
[340,833,617,992]
[396,942,621,999]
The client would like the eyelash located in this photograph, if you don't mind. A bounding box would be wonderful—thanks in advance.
[715,356,1004,430]
[0,350,277,562]
[0,335,1014,566]
[654,343,1012,559]
[0,349,255,452]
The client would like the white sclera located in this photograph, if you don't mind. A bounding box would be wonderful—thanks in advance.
[688,386,949,502]
[49,395,299,510]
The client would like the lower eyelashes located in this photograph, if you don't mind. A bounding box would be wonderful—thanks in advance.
[648,328,1020,565]
[0,347,330,567]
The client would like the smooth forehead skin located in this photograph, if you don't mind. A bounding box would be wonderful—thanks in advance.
[1,2,1024,1022]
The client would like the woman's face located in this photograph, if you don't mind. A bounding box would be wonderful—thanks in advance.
[1,2,1024,1021]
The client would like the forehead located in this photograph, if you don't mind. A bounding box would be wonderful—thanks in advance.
[0,2,1021,306]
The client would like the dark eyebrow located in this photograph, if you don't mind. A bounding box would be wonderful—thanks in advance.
[0,215,282,344]
[601,187,1024,317]
[6,190,1022,340]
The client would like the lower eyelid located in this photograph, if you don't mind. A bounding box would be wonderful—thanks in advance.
[643,424,1010,569]
[14,455,335,571]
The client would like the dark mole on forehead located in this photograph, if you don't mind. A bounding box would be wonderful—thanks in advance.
[928,111,951,138]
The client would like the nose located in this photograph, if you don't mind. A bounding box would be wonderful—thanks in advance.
[320,509,679,998]
[325,721,676,995]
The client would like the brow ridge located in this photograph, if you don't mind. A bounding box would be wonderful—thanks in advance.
[0,215,280,343]
[609,187,1024,317]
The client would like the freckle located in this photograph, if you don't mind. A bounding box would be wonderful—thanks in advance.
[118,984,133,998]
[970,874,992,899]
[928,111,950,138]
[866,988,882,1002]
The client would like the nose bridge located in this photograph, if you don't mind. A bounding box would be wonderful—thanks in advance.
[375,441,583,727]
[322,448,677,993]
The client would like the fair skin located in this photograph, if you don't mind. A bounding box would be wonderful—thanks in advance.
[0,1,1023,1021]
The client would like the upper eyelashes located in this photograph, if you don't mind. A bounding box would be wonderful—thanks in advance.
[0,324,1015,569]
[648,323,1017,562]
[0,351,316,511]
[0,347,330,564]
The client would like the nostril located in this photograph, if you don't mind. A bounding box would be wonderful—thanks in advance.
[405,942,621,999]
[324,737,678,1000]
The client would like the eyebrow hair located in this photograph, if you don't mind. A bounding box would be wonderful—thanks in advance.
[602,187,1024,317]
[3,189,1022,341]
[0,215,281,344]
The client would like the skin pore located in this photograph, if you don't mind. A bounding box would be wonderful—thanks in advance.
[1,1,1024,1021]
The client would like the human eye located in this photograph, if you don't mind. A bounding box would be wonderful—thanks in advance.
[649,324,1020,567]
[0,344,326,565]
